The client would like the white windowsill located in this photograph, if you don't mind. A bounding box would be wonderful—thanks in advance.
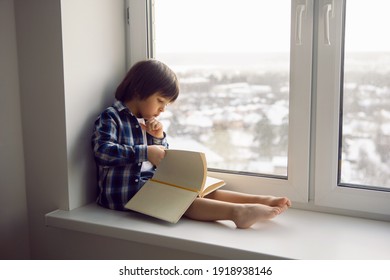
[45,203,390,259]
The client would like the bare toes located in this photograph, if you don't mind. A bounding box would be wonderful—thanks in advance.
[234,205,281,229]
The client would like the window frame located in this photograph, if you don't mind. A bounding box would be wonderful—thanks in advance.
[127,0,313,203]
[314,0,390,216]
[207,0,314,203]
[126,0,390,217]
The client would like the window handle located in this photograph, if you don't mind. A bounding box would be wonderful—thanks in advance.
[295,4,306,45]
[324,3,333,45]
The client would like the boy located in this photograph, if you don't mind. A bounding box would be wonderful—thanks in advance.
[92,59,291,229]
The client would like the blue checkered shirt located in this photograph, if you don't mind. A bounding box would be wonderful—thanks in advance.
[91,101,168,210]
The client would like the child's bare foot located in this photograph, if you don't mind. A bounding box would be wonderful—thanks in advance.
[232,204,284,229]
[257,196,291,208]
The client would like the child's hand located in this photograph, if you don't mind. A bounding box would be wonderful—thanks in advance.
[141,118,164,139]
[147,145,166,166]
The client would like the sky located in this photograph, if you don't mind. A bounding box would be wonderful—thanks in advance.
[154,0,291,53]
[154,0,390,54]
[345,0,390,52]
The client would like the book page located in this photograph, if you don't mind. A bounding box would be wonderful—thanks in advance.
[153,149,207,192]
[199,176,226,198]
[125,180,198,223]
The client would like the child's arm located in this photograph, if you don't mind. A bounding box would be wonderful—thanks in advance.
[147,145,166,166]
[92,112,148,167]
[143,117,168,166]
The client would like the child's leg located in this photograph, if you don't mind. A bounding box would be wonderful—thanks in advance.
[184,197,286,229]
[205,189,291,208]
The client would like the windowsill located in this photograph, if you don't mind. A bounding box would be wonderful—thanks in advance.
[45,203,390,259]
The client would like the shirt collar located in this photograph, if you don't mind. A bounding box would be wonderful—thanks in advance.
[113,100,135,116]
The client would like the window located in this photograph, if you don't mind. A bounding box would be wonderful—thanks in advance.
[126,0,390,217]
[151,0,312,202]
[314,0,390,215]
[340,0,390,190]
[154,0,291,177]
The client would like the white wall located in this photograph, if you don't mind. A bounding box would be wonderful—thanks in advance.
[14,0,125,258]
[0,0,30,259]
[7,0,206,259]
[14,0,69,258]
[61,0,126,209]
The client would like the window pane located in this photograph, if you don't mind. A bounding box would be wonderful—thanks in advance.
[154,0,290,177]
[340,0,390,189]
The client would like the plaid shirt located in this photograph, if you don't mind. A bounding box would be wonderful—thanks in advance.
[91,100,168,210]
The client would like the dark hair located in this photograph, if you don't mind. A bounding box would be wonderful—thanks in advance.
[115,59,179,103]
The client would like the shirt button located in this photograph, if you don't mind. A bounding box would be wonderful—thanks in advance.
[138,163,141,166]
[135,125,139,128]
[135,179,139,182]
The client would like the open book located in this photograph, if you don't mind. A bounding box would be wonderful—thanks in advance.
[125,149,225,223]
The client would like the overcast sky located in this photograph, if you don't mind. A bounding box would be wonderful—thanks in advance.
[155,0,290,53]
[154,0,390,54]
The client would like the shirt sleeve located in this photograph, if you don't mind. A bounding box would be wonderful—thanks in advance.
[149,132,169,148]
[91,110,147,167]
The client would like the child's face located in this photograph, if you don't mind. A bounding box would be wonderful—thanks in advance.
[136,92,170,120]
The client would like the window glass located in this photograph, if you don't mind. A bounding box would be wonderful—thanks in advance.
[340,0,390,189]
[154,0,291,177]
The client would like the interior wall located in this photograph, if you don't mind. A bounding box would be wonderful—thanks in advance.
[61,0,126,210]
[15,0,69,259]
[8,0,213,259]
[0,0,30,259]
[12,0,201,259]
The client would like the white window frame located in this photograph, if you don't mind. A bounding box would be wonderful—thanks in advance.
[209,0,313,204]
[314,0,390,216]
[126,0,390,217]
[127,0,313,203]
